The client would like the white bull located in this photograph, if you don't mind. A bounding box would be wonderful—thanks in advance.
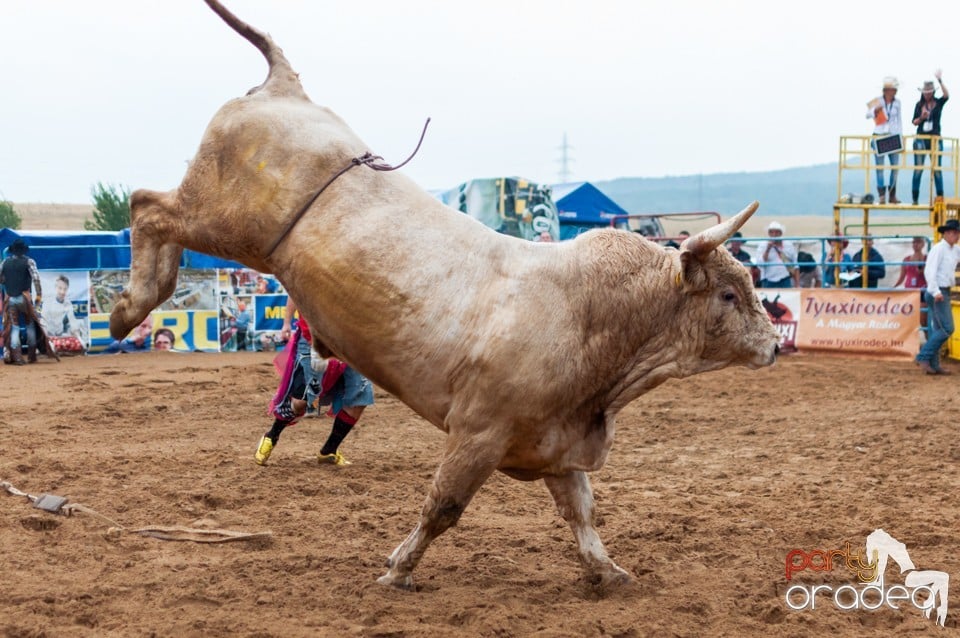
[110,0,780,591]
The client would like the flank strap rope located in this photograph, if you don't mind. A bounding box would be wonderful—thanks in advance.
[265,117,431,258]
[2,479,271,544]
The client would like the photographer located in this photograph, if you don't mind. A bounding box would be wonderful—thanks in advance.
[758,221,799,288]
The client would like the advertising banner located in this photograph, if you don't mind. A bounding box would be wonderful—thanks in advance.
[218,293,288,352]
[252,294,289,351]
[38,271,89,354]
[89,309,220,353]
[219,269,288,351]
[758,290,801,352]
[157,269,218,312]
[88,269,221,353]
[17,265,925,360]
[796,289,920,357]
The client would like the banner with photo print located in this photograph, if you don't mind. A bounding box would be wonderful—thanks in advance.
[38,271,89,354]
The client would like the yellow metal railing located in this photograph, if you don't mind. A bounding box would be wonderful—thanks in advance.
[829,135,960,356]
[836,134,959,207]
[831,135,959,287]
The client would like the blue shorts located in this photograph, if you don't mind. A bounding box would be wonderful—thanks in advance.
[312,364,375,415]
[333,367,375,409]
[294,337,374,413]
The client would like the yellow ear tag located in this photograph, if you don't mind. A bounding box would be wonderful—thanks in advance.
[256,160,267,172]
[675,272,682,288]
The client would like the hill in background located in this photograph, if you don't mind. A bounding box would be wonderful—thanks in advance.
[594,161,946,237]
[597,162,872,217]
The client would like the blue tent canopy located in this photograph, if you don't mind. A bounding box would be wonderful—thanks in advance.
[0,228,243,271]
[551,182,629,240]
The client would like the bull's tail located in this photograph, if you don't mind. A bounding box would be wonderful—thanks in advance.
[203,0,308,99]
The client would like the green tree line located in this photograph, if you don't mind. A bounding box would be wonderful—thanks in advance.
[1,183,130,232]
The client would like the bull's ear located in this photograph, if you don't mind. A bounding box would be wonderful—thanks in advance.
[677,250,710,292]
[680,201,759,258]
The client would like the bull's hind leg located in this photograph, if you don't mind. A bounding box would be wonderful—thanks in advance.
[544,471,630,591]
[109,189,183,340]
[378,438,501,590]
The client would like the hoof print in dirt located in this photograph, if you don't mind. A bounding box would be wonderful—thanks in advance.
[21,515,61,532]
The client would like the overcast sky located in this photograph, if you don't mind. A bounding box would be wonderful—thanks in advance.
[1,1,954,204]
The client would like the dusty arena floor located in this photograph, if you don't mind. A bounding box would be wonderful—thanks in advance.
[2,352,958,637]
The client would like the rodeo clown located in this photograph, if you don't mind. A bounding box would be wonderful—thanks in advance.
[254,297,373,466]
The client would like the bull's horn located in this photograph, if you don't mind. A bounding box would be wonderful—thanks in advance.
[681,201,759,257]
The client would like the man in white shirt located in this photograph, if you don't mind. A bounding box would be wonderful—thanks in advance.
[916,219,960,374]
[757,221,799,288]
[867,76,903,204]
[42,275,85,340]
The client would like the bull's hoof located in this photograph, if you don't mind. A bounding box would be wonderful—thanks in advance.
[602,569,633,590]
[376,573,415,591]
[583,566,633,596]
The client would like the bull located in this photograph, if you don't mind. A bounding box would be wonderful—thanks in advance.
[110,0,780,591]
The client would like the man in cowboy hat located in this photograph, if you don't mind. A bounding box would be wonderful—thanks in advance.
[867,76,903,204]
[758,221,799,288]
[917,219,960,374]
[911,69,950,205]
[1,238,43,364]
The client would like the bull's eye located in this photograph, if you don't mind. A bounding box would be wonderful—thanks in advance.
[722,290,738,305]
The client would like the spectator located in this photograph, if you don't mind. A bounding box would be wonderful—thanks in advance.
[153,328,176,351]
[664,230,689,249]
[726,231,759,285]
[894,236,928,289]
[894,235,929,328]
[1,239,43,364]
[867,76,903,204]
[822,236,854,288]
[796,251,821,288]
[911,71,950,205]
[104,315,153,353]
[916,219,960,374]
[853,235,886,288]
[758,221,798,288]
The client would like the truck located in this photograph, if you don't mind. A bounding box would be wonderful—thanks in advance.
[437,177,560,241]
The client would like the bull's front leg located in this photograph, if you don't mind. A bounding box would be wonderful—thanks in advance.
[109,189,183,340]
[543,471,630,592]
[378,436,501,590]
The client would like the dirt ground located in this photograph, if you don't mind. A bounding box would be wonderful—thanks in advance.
[2,351,959,637]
